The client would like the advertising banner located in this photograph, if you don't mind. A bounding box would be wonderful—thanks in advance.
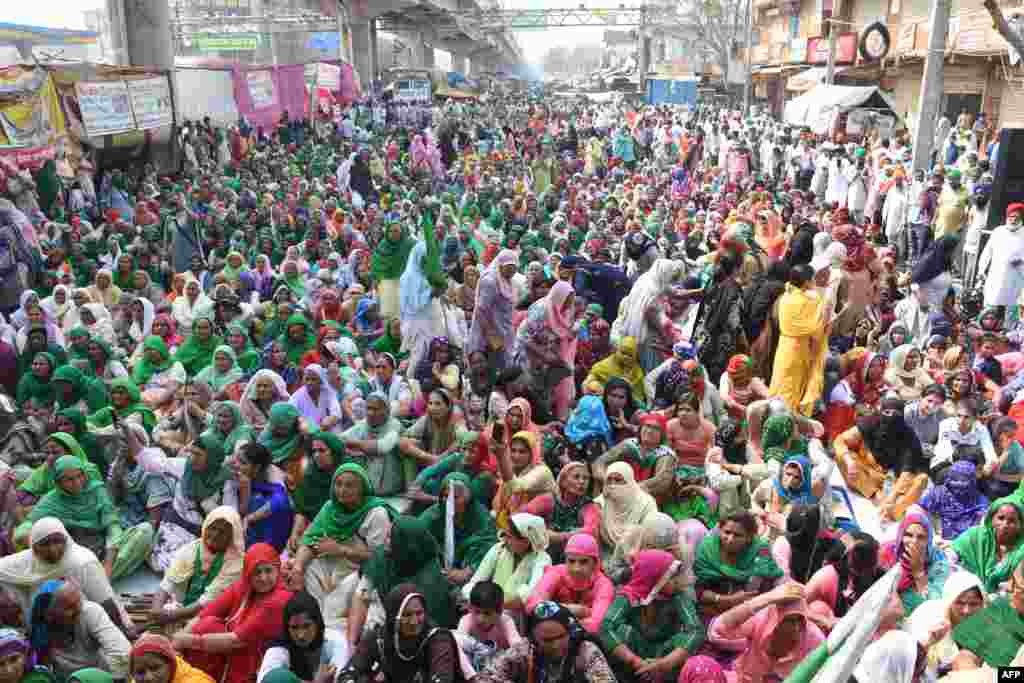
[128,76,173,130]
[75,79,134,136]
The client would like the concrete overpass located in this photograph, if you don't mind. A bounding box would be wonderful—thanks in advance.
[351,0,522,87]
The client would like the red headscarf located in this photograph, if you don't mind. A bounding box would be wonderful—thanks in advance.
[130,633,179,681]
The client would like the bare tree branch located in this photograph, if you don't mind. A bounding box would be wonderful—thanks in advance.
[982,0,1024,60]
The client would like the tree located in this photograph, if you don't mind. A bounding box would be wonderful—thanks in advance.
[982,0,1024,66]
[673,0,748,80]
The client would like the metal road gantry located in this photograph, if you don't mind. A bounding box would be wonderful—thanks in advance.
[375,6,681,33]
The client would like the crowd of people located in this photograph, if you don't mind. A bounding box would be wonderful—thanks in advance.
[0,93,1017,683]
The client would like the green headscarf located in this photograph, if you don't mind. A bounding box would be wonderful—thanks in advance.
[302,463,394,545]
[370,223,416,282]
[87,377,157,432]
[362,515,457,628]
[181,430,232,501]
[19,433,102,498]
[53,364,108,413]
[26,455,120,531]
[36,160,60,217]
[952,596,1024,668]
[293,431,345,520]
[257,403,303,464]
[131,336,174,386]
[15,352,57,405]
[66,327,92,363]
[196,345,244,393]
[418,472,497,570]
[278,314,316,365]
[370,317,406,360]
[282,263,306,298]
[220,251,248,282]
[226,322,261,373]
[208,401,252,459]
[174,316,224,377]
[55,407,105,474]
[693,527,784,585]
[762,414,795,464]
[952,497,1024,594]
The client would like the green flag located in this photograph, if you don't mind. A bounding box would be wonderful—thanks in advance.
[783,566,902,683]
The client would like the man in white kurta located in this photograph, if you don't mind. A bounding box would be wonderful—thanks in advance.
[978,203,1024,307]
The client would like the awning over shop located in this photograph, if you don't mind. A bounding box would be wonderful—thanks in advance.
[784,84,899,133]
[752,64,808,80]
[786,66,848,92]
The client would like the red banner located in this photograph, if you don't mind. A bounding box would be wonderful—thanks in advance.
[805,33,859,65]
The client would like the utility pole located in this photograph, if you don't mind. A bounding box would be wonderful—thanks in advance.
[638,5,650,96]
[911,0,951,173]
[824,21,838,84]
[742,0,754,114]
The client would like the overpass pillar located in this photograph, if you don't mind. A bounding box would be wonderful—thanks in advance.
[352,20,374,94]
[415,32,435,69]
[122,0,173,69]
[453,56,468,75]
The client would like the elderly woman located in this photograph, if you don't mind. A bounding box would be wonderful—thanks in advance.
[149,507,245,628]
[338,583,461,683]
[525,461,600,563]
[0,518,127,631]
[240,370,291,433]
[288,463,393,617]
[288,364,342,433]
[195,346,245,400]
[468,249,518,370]
[347,515,458,643]
[884,344,934,401]
[600,549,706,683]
[513,280,578,420]
[340,393,408,496]
[419,473,499,586]
[949,497,1024,594]
[129,633,215,683]
[906,571,987,679]
[86,269,121,309]
[17,455,152,581]
[952,560,1024,671]
[611,258,686,373]
[476,601,617,683]
[175,317,224,378]
[172,278,213,334]
[133,336,188,416]
[175,544,293,683]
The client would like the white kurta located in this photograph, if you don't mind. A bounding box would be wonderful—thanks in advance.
[979,224,1024,306]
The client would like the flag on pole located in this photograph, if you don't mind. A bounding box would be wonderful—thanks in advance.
[784,566,903,683]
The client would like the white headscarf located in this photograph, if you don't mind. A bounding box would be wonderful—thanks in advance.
[595,461,657,549]
[852,630,920,683]
[611,258,685,343]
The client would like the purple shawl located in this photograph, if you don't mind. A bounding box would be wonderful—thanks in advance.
[920,460,989,540]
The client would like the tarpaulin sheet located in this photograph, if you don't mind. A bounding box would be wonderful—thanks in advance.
[783,84,899,133]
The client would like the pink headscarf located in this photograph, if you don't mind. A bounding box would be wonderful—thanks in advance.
[490,249,519,303]
[680,656,726,683]
[545,280,577,364]
[563,533,602,591]
[619,549,678,606]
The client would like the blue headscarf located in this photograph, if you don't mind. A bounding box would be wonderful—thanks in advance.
[353,296,378,332]
[774,456,816,506]
[564,395,613,447]
[399,241,432,317]
[29,579,65,664]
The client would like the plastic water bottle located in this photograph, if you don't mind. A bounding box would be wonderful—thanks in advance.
[883,473,895,499]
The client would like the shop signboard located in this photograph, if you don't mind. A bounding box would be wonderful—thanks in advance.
[805,32,858,64]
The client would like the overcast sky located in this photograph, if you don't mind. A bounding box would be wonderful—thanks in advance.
[3,0,611,65]
[4,1,100,29]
